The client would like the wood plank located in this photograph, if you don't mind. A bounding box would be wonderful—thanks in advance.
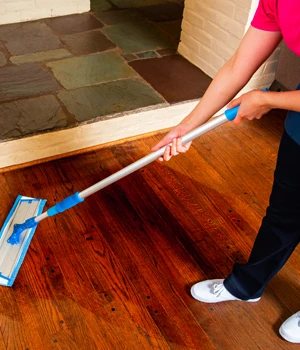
[0,109,297,349]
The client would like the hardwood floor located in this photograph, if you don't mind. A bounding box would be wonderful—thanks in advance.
[0,110,299,349]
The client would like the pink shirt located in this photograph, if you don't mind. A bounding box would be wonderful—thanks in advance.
[251,0,300,56]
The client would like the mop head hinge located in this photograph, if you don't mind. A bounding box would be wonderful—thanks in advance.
[7,217,38,245]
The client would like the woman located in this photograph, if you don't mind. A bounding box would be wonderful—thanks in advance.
[152,0,300,343]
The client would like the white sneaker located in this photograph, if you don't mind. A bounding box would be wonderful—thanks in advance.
[190,279,261,303]
[279,311,300,343]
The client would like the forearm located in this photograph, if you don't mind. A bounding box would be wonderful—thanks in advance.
[264,90,300,112]
[182,56,252,128]
[180,27,282,128]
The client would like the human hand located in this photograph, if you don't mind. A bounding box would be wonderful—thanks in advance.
[151,122,195,162]
[227,89,271,125]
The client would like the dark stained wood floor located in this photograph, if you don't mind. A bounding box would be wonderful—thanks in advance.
[0,110,299,350]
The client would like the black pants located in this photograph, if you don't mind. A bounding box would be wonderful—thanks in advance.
[224,130,300,300]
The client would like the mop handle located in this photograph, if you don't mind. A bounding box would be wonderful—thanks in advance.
[34,106,239,223]
[41,87,269,222]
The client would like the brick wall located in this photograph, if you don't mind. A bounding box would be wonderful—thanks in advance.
[179,0,280,91]
[0,0,90,25]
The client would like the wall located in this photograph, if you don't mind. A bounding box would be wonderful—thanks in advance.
[275,42,300,90]
[0,0,90,25]
[179,0,280,91]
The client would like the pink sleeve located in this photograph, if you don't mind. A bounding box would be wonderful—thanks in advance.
[251,0,281,31]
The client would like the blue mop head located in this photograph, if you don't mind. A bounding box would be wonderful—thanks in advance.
[7,217,38,245]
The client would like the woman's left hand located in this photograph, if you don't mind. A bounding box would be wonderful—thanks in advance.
[227,89,271,125]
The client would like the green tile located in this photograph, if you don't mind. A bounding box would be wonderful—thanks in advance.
[47,52,137,90]
[110,0,168,8]
[91,0,113,12]
[0,52,7,67]
[137,51,158,59]
[101,22,174,53]
[122,53,138,61]
[10,49,72,65]
[57,79,166,122]
[95,9,145,25]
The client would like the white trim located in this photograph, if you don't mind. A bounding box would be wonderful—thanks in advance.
[0,101,199,170]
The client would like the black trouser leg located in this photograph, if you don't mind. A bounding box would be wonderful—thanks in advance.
[224,130,300,300]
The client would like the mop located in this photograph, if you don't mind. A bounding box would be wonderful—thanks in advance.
[0,106,239,287]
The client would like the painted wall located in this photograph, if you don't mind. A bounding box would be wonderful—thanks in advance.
[0,0,90,25]
[275,43,300,90]
[179,0,280,91]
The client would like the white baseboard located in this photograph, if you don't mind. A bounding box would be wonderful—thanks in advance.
[0,101,199,170]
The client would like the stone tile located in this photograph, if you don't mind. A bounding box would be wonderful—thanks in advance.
[47,52,137,90]
[129,55,212,103]
[122,53,138,61]
[91,0,113,12]
[0,52,6,67]
[0,95,68,140]
[137,51,158,59]
[110,0,168,8]
[10,49,72,65]
[157,20,182,42]
[138,3,184,22]
[44,14,103,35]
[0,63,61,103]
[58,79,166,122]
[0,21,62,55]
[95,9,145,25]
[157,48,177,56]
[61,31,116,56]
[0,42,7,67]
[101,22,174,53]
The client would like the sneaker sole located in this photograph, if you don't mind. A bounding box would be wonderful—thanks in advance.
[190,285,261,303]
[279,326,300,343]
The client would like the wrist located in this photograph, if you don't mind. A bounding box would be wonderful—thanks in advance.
[261,90,277,109]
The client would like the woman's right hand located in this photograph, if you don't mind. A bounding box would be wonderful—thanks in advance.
[151,122,196,162]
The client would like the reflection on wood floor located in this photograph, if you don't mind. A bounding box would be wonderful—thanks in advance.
[0,109,298,349]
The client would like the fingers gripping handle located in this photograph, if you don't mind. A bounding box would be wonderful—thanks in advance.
[224,87,269,121]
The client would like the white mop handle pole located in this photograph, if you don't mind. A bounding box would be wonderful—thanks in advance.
[35,107,238,223]
[79,113,229,199]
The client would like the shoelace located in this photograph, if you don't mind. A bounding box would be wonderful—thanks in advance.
[213,281,225,297]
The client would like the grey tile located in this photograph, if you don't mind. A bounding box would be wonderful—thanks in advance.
[0,95,68,140]
[45,13,103,35]
[101,22,174,53]
[95,9,145,25]
[0,52,6,67]
[10,49,72,65]
[0,21,62,55]
[58,79,166,122]
[0,63,61,102]
[47,52,137,90]
[61,31,116,56]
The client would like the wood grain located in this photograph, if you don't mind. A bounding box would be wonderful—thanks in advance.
[0,109,298,349]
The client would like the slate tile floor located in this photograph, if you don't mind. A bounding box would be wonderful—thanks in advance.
[0,0,212,142]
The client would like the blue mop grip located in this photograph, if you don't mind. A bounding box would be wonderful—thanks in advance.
[224,88,268,121]
[224,106,239,121]
[47,192,84,217]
